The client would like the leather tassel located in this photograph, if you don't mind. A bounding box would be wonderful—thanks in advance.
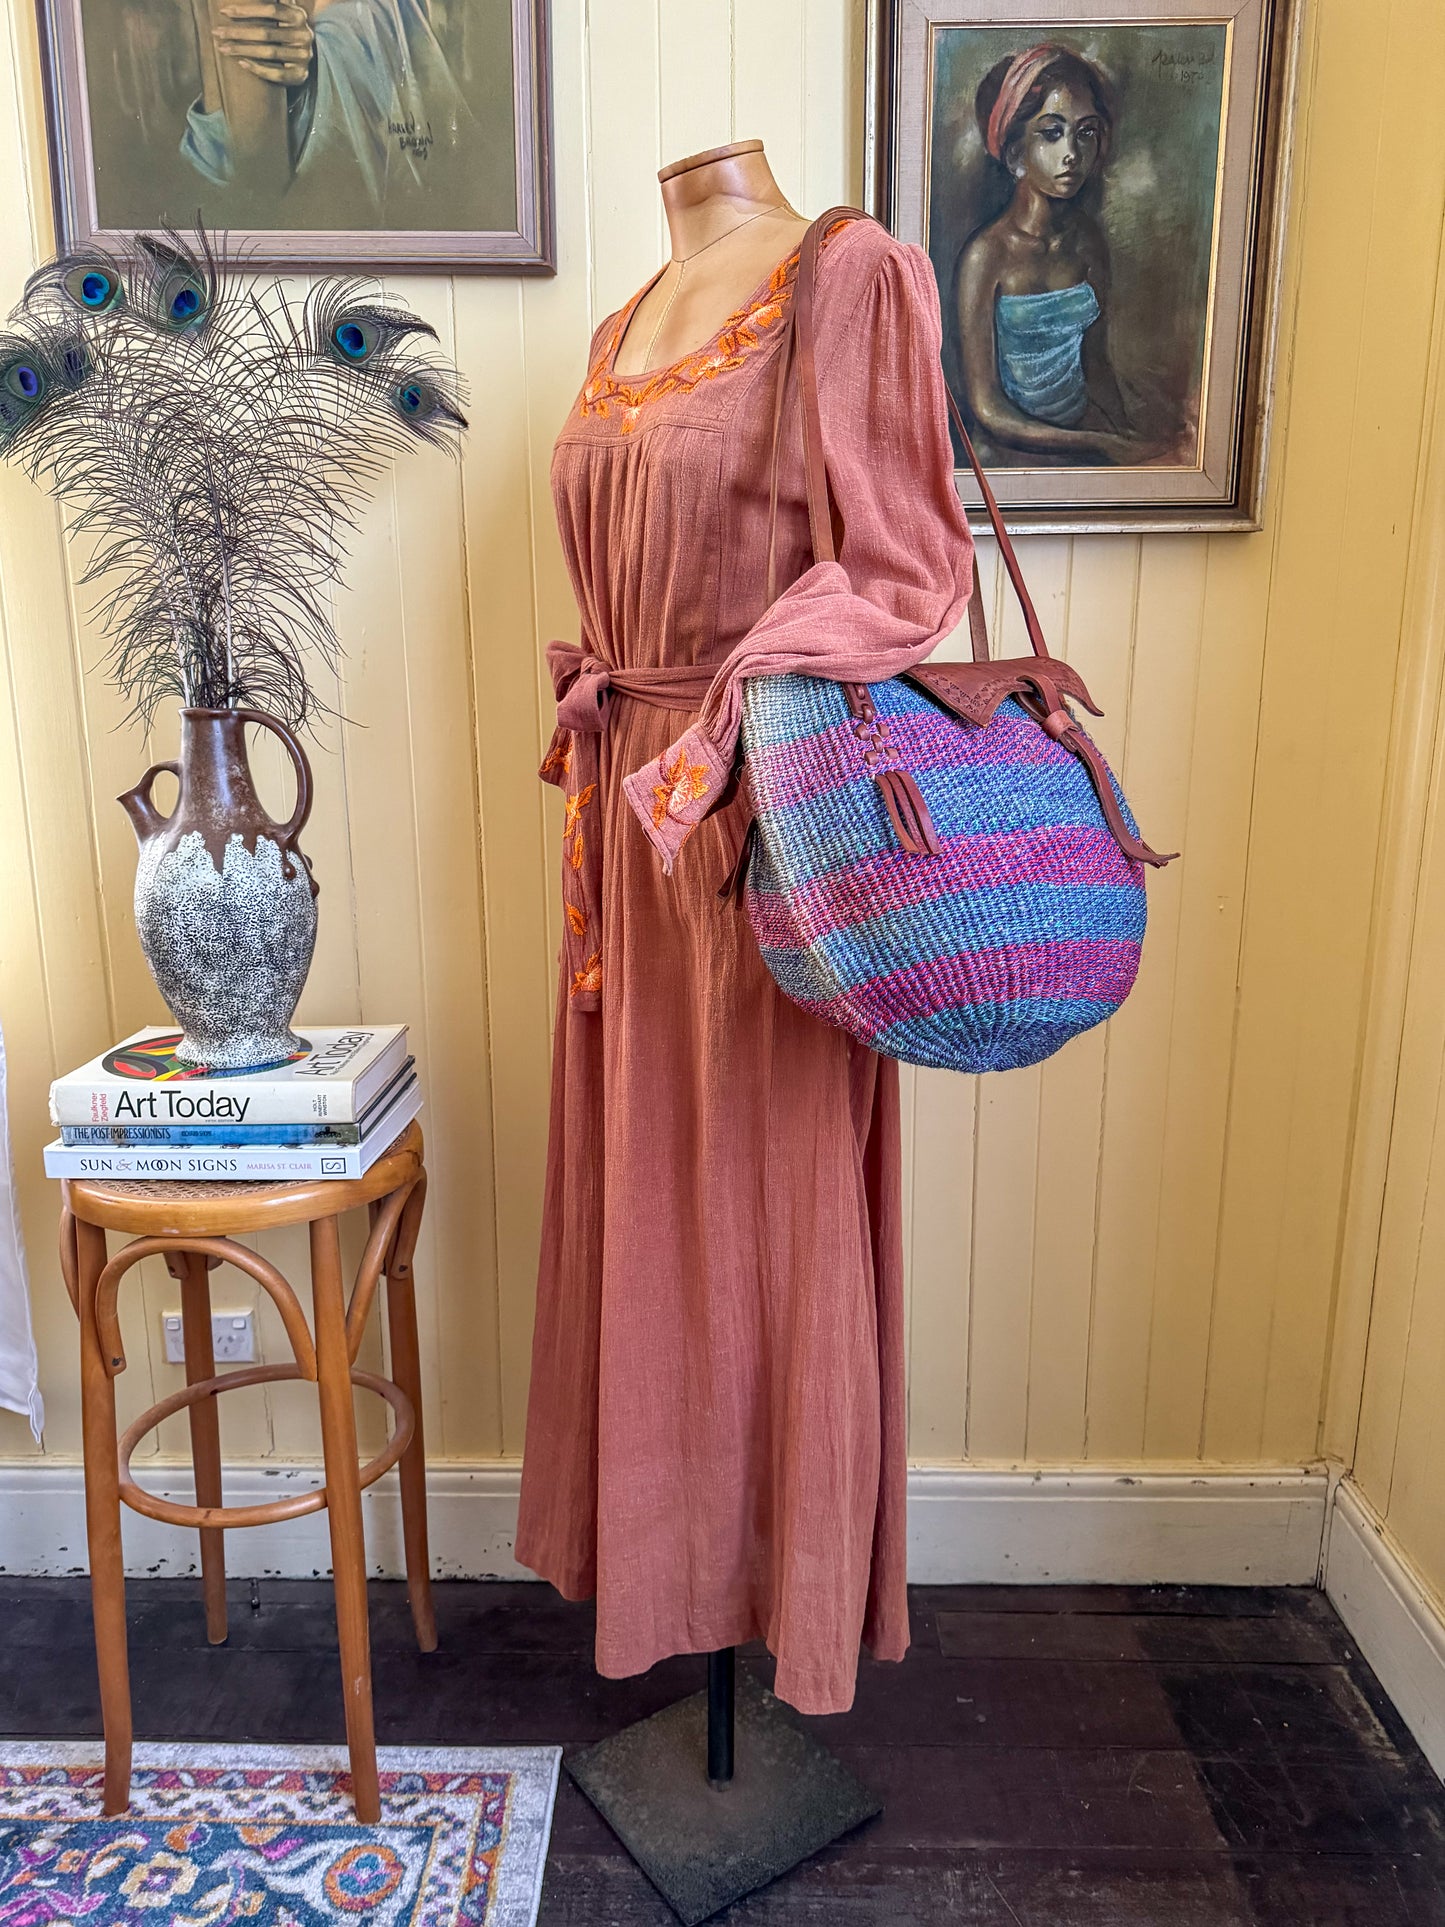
[877,766,943,858]
[1015,688,1177,869]
[1058,723,1177,869]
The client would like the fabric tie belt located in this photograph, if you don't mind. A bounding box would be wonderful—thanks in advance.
[542,642,721,1013]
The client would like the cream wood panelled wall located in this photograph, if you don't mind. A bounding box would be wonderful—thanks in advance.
[1,0,1443,1486]
[1328,213,1445,1609]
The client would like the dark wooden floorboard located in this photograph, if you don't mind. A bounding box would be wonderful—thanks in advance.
[2,1578,1443,1924]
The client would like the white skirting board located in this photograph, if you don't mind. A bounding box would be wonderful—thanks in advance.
[0,1460,1327,1586]
[1324,1478,1445,1780]
[906,1466,1326,1586]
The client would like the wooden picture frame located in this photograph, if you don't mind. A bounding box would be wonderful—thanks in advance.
[865,0,1301,532]
[37,0,554,272]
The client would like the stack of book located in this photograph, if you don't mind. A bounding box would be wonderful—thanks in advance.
[44,1026,420,1182]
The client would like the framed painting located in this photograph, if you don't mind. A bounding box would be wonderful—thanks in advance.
[37,0,554,270]
[866,0,1300,531]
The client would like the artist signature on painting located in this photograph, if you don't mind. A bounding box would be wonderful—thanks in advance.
[388,117,434,159]
[1153,44,1219,86]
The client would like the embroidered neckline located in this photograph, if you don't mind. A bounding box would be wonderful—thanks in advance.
[578,219,852,434]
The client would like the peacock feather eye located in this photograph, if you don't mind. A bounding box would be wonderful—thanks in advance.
[159,275,206,327]
[130,232,214,332]
[0,347,50,444]
[321,300,438,368]
[56,334,92,388]
[148,263,208,328]
[331,317,376,362]
[3,359,43,401]
[61,262,123,313]
[387,376,467,435]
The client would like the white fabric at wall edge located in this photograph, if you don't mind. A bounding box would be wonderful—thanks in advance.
[0,1023,43,1440]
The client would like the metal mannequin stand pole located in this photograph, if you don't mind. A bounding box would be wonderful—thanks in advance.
[706,1647,734,1785]
[568,1645,881,1925]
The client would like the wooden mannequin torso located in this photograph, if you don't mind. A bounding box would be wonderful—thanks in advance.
[611,140,812,379]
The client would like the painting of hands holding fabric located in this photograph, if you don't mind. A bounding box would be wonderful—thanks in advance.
[81,0,518,230]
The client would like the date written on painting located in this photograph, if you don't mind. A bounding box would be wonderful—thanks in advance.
[389,117,434,159]
[1153,45,1219,86]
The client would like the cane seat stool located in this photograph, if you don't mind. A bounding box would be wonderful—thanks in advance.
[57,1120,434,1825]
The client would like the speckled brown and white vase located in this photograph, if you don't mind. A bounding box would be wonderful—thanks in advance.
[119,707,319,1071]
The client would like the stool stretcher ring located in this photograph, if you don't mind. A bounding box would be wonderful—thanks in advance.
[116,1363,415,1530]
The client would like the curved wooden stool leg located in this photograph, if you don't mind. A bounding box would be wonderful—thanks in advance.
[386,1175,435,1653]
[174,1252,227,1644]
[76,1219,132,1815]
[312,1212,380,1825]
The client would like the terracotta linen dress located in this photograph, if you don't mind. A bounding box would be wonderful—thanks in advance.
[514,216,975,1715]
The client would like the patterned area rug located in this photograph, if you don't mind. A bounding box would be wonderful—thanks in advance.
[0,1741,560,1926]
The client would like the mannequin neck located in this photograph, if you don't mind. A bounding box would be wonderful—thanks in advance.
[659,140,793,260]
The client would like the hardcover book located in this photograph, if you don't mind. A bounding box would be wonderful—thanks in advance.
[44,1075,421,1182]
[49,1027,409,1128]
[58,1059,416,1148]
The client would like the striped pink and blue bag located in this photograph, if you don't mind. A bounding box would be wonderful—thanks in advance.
[736,210,1175,1073]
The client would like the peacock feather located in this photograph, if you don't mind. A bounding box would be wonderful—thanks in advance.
[0,226,468,731]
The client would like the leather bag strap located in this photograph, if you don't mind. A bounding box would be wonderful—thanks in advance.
[765,206,1050,664]
[757,207,1177,872]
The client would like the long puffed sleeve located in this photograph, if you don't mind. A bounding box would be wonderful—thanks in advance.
[620,221,976,870]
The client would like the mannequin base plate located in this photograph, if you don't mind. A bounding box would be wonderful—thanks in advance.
[567,1672,881,1925]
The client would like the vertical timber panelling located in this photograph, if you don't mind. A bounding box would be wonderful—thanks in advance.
[1352,630,1445,1596]
[1347,204,1445,1606]
[1205,0,1445,1465]
[0,0,1443,1500]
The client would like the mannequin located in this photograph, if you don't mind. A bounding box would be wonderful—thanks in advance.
[609,141,811,1811]
[526,132,975,1914]
[611,139,811,378]
[557,146,905,1918]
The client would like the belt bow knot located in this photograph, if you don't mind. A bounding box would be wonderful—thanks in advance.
[541,641,720,1016]
[553,652,614,734]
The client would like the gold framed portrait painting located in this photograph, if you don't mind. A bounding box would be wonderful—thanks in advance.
[867,0,1300,530]
[38,0,553,269]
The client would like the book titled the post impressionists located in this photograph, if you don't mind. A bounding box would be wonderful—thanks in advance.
[49,1026,409,1128]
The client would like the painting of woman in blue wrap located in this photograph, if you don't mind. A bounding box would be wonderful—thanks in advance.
[876,0,1294,525]
[40,0,552,266]
[928,27,1227,473]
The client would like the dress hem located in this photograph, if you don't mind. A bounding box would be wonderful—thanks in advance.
[515,1538,906,1717]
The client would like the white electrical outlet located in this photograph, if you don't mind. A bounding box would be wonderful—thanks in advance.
[162,1310,256,1365]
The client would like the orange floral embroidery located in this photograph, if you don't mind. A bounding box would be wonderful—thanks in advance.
[565,901,587,937]
[572,952,602,998]
[576,223,850,434]
[563,783,596,835]
[651,747,711,829]
[563,782,596,871]
[540,740,573,781]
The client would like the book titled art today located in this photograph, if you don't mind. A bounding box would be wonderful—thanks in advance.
[49,1027,409,1127]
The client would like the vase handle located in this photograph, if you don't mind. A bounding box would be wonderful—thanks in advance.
[118,761,181,844]
[233,708,316,897]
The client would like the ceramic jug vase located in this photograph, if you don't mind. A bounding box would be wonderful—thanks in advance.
[119,708,319,1070]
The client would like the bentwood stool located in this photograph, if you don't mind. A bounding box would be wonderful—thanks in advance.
[57,1120,433,1824]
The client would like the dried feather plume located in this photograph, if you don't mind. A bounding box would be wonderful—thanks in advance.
[1,227,468,732]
